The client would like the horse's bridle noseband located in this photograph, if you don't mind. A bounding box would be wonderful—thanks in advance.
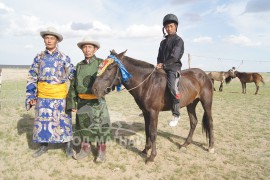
[104,64,121,94]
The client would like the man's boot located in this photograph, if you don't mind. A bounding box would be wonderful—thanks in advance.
[169,115,180,127]
[168,102,180,127]
[76,142,91,160]
[32,143,48,158]
[95,143,106,163]
[65,141,76,159]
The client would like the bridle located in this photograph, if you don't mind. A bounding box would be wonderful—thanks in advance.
[104,63,121,94]
[101,57,156,94]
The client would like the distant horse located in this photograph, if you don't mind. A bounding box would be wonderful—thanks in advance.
[207,69,235,91]
[234,71,265,95]
[92,50,215,163]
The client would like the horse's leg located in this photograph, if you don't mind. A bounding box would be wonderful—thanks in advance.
[212,79,216,91]
[146,110,159,163]
[241,82,244,93]
[181,100,199,148]
[255,82,259,95]
[141,111,151,155]
[244,83,247,94]
[219,81,223,92]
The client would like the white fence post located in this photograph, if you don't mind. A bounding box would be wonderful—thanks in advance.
[0,68,2,89]
[188,53,191,69]
[0,68,2,110]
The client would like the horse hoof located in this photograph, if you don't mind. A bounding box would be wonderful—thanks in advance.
[140,151,147,157]
[209,148,215,154]
[141,149,147,154]
[145,157,154,164]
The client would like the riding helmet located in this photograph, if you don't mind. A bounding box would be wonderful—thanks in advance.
[163,14,178,27]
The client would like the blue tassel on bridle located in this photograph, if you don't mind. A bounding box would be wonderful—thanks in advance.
[107,54,132,91]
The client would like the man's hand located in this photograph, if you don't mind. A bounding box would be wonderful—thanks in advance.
[29,99,37,106]
[156,63,163,69]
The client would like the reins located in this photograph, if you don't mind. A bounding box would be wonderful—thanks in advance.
[105,66,157,95]
[125,67,156,92]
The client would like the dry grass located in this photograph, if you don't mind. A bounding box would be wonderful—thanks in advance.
[0,68,269,179]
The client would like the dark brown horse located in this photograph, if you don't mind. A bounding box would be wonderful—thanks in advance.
[92,50,215,163]
[234,71,265,95]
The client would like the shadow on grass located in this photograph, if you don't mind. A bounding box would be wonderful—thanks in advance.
[17,113,72,152]
[17,114,38,150]
[111,121,145,159]
[226,91,262,95]
[164,131,208,152]
[227,91,240,94]
[16,115,208,158]
[111,120,209,160]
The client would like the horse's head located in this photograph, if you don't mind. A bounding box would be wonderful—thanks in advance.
[92,50,127,98]
[228,68,236,78]
[225,67,236,84]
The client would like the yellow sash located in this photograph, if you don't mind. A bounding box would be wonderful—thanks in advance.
[78,93,98,100]
[37,82,67,99]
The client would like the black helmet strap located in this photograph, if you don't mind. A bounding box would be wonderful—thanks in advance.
[162,27,166,37]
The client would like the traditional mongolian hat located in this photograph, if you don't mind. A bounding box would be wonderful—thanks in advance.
[40,27,63,42]
[77,36,100,49]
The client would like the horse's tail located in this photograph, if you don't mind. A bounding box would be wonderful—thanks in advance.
[202,112,210,139]
[260,75,265,85]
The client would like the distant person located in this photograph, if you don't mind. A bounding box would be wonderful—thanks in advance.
[156,14,184,127]
[25,27,75,158]
[67,37,111,162]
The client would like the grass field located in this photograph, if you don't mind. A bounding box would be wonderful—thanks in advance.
[0,68,269,179]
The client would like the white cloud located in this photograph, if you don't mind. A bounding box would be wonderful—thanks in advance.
[217,1,270,47]
[193,36,212,43]
[120,24,160,39]
[183,13,201,22]
[0,5,160,40]
[92,21,111,31]
[10,15,42,36]
[171,0,199,5]
[59,21,114,39]
[24,44,34,49]
[70,22,93,30]
[222,34,261,46]
[0,2,13,15]
[215,4,229,13]
[244,0,270,13]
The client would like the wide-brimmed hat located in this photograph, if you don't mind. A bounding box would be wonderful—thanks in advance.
[77,36,100,49]
[40,27,63,42]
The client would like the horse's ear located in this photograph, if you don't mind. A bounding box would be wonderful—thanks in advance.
[110,49,117,55]
[118,50,127,60]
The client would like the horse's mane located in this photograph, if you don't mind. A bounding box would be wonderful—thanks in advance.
[123,56,155,73]
[225,76,232,84]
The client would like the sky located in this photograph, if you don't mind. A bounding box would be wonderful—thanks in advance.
[0,0,270,72]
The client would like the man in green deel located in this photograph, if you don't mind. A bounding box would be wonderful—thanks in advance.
[67,37,111,162]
